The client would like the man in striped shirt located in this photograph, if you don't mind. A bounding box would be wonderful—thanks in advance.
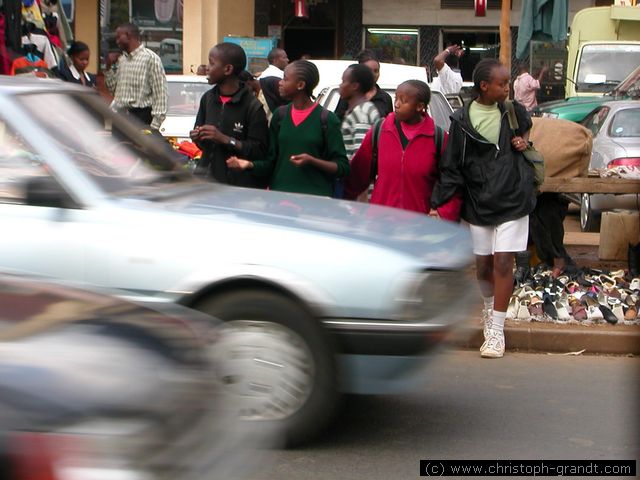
[339,64,380,161]
[105,23,168,130]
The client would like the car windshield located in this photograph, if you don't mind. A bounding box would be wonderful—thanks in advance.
[167,80,210,116]
[577,44,640,93]
[610,108,640,138]
[17,92,190,195]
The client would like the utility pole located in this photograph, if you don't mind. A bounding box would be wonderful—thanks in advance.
[499,0,511,71]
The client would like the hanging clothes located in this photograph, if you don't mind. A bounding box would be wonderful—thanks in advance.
[0,14,11,74]
[3,0,23,53]
[21,32,57,67]
[21,0,46,30]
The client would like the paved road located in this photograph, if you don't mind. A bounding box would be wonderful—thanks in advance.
[254,350,639,480]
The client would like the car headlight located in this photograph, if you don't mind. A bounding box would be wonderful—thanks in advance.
[541,112,559,119]
[394,270,474,321]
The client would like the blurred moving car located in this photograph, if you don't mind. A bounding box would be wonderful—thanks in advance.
[576,100,640,231]
[159,75,211,142]
[0,273,268,480]
[0,78,474,445]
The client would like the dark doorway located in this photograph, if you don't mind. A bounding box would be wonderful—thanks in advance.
[284,28,336,60]
[442,31,500,82]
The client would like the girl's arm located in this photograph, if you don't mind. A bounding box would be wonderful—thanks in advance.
[432,132,462,221]
[431,122,465,209]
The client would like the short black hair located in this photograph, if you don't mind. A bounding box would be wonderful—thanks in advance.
[356,49,379,64]
[119,23,140,39]
[268,48,284,64]
[289,60,319,96]
[345,64,375,94]
[67,40,89,57]
[213,42,247,76]
[399,80,431,106]
[472,58,503,94]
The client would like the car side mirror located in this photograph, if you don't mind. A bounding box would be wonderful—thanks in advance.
[24,176,76,208]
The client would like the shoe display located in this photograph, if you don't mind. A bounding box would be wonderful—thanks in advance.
[480,330,505,358]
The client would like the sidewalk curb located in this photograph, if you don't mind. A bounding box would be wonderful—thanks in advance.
[448,321,640,355]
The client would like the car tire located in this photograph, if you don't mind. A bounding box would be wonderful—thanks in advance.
[580,193,601,232]
[196,289,340,447]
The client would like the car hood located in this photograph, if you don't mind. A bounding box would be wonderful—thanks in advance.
[159,185,473,268]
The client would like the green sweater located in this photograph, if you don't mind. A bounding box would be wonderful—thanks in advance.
[252,105,349,197]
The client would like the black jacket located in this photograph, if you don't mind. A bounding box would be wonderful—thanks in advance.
[53,62,97,88]
[335,84,394,120]
[431,100,536,226]
[194,83,269,187]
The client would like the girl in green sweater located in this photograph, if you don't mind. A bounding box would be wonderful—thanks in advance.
[226,60,349,197]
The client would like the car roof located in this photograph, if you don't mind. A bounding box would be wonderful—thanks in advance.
[0,76,90,96]
[310,59,429,96]
[166,75,210,83]
[598,99,640,111]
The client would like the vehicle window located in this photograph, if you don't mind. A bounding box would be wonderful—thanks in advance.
[577,45,640,93]
[609,108,640,138]
[167,81,211,116]
[0,120,57,205]
[583,107,610,136]
[17,92,186,195]
[428,91,453,131]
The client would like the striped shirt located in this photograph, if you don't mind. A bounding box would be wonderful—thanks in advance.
[105,45,168,129]
[341,101,380,160]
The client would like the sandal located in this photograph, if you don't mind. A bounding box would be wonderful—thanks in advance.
[568,295,587,321]
[529,295,544,318]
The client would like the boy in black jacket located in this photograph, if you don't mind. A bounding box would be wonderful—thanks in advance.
[190,43,269,188]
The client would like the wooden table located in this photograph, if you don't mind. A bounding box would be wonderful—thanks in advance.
[540,177,640,194]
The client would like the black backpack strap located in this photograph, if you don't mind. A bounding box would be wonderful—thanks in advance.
[434,125,444,165]
[369,117,385,183]
[319,106,329,158]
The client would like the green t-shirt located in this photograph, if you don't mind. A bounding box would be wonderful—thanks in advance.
[469,101,501,144]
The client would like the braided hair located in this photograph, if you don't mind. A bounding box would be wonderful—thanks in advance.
[289,60,319,97]
[67,41,89,58]
[472,58,503,96]
[399,79,431,106]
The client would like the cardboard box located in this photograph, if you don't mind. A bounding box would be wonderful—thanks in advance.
[598,211,640,261]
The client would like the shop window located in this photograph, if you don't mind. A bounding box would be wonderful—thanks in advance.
[100,0,183,74]
[364,28,419,65]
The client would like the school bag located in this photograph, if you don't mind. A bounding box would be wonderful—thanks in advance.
[274,105,344,198]
[369,117,445,183]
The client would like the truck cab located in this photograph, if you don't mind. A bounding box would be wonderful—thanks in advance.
[566,6,640,98]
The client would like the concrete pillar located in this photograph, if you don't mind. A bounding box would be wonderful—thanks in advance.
[183,0,254,74]
[75,0,100,73]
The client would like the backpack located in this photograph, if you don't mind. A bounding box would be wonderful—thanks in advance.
[274,105,344,198]
[369,118,445,183]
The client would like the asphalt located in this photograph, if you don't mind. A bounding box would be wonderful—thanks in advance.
[448,221,640,356]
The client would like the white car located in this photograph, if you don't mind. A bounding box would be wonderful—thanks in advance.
[0,78,474,446]
[159,75,211,142]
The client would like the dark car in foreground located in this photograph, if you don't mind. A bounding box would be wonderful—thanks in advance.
[0,274,270,479]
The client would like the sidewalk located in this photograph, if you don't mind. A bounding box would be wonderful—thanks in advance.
[448,216,640,356]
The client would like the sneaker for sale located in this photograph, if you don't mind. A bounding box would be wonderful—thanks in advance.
[480,330,505,358]
[482,308,493,340]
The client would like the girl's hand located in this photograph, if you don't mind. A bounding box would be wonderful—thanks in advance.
[197,125,226,144]
[511,136,528,152]
[226,156,253,170]
[428,209,440,219]
[290,153,314,167]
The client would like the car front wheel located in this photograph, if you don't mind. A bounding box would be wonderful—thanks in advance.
[197,289,339,446]
[580,193,601,232]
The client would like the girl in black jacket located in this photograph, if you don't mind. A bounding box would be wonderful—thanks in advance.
[53,41,96,88]
[432,58,536,359]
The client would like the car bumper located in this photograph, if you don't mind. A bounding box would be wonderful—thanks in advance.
[589,193,640,213]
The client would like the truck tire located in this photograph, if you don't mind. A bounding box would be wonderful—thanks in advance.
[196,289,340,447]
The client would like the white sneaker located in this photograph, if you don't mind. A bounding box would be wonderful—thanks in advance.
[482,308,493,340]
[480,330,505,358]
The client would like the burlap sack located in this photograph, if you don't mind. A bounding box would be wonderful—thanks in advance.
[529,117,593,178]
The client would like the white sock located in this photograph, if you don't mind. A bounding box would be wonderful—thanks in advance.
[483,296,494,311]
[491,311,506,334]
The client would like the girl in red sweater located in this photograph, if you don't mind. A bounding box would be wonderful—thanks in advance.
[344,80,461,221]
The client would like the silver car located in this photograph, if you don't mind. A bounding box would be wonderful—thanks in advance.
[0,78,473,445]
[579,101,640,231]
[159,74,211,142]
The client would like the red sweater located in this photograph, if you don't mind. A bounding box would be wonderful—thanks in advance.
[344,112,461,221]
